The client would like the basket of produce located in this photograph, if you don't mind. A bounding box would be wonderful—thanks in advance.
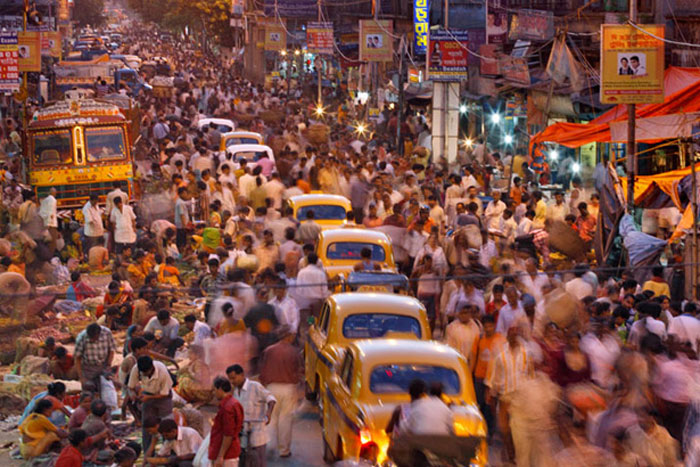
[302,123,330,145]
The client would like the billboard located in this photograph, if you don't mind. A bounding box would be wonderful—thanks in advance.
[600,24,665,104]
[264,0,316,18]
[0,32,19,93]
[413,0,428,55]
[18,31,41,72]
[359,20,394,62]
[41,31,62,58]
[307,22,333,55]
[487,6,507,44]
[428,29,469,82]
[509,9,553,41]
[264,24,287,51]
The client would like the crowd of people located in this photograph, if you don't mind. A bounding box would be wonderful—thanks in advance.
[0,17,698,467]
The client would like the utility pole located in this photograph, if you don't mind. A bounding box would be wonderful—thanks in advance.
[396,36,405,156]
[627,0,637,214]
[316,0,322,108]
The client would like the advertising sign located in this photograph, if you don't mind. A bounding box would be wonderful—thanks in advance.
[264,0,316,18]
[264,24,287,51]
[18,31,41,72]
[58,0,70,22]
[428,29,468,82]
[0,32,19,93]
[359,20,394,62]
[500,56,530,85]
[600,24,665,104]
[479,44,500,76]
[487,6,507,44]
[413,0,428,55]
[41,31,62,58]
[307,22,333,55]
[509,9,554,41]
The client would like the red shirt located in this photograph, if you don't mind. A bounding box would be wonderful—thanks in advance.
[55,445,83,467]
[209,394,244,461]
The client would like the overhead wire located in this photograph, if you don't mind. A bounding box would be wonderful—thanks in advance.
[628,20,700,48]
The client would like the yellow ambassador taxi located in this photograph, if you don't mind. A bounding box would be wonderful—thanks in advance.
[288,194,351,230]
[321,339,488,465]
[219,130,264,152]
[305,293,430,403]
[317,228,397,279]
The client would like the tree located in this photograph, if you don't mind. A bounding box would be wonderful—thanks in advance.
[73,0,106,27]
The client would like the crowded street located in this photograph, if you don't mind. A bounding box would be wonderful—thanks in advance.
[0,0,699,466]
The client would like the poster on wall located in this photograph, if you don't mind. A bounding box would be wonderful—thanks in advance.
[359,20,394,62]
[428,29,469,81]
[509,9,554,41]
[18,31,41,72]
[600,24,664,104]
[264,24,286,51]
[487,6,507,44]
[41,31,62,58]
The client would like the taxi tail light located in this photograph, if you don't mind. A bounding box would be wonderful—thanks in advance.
[359,428,372,445]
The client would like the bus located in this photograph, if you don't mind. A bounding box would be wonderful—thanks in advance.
[25,98,136,209]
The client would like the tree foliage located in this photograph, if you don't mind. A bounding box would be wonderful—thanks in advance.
[73,0,106,27]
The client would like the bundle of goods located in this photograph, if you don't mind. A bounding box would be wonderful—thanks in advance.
[302,123,330,145]
[151,76,174,98]
[259,110,284,124]
[232,112,255,125]
[547,220,586,261]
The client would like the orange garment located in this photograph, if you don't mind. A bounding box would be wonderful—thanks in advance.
[510,186,522,205]
[297,179,311,194]
[8,263,25,277]
[217,319,246,334]
[474,333,506,380]
[158,264,181,286]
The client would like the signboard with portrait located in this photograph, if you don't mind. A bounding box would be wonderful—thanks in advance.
[359,20,394,62]
[264,24,287,51]
[428,29,469,82]
[509,9,553,41]
[307,22,333,55]
[600,24,665,104]
[487,6,507,44]
[18,31,40,72]
[413,0,428,55]
[0,32,19,93]
[41,31,62,58]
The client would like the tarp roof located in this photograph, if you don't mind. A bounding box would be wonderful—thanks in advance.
[530,67,700,149]
[619,162,700,210]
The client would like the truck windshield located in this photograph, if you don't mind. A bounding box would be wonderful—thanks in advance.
[31,130,72,166]
[85,127,127,162]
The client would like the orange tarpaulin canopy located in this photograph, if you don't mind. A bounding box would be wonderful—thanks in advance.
[619,162,700,209]
[530,66,700,149]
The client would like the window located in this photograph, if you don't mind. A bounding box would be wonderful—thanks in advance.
[31,130,72,166]
[326,242,386,261]
[85,127,127,162]
[320,303,331,335]
[342,314,421,339]
[226,137,260,147]
[369,365,460,395]
[297,204,347,221]
[230,150,268,162]
[340,352,354,389]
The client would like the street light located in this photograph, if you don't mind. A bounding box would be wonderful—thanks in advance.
[459,104,467,114]
[314,104,325,117]
[504,134,513,145]
[572,162,581,173]
[280,50,287,56]
[463,137,473,148]
[549,150,559,161]
[294,49,301,56]
[491,113,501,124]
[354,122,367,137]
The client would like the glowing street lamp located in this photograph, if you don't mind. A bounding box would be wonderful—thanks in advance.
[504,134,513,145]
[572,162,581,173]
[355,122,367,137]
[491,113,501,124]
[463,137,474,148]
[459,104,467,114]
[314,104,325,117]
[549,150,559,161]
[294,49,301,56]
[280,50,287,56]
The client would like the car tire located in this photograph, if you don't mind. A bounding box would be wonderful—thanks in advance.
[322,435,335,464]
[305,377,319,402]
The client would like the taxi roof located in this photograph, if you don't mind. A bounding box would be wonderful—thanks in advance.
[289,194,351,206]
[222,130,263,139]
[350,339,466,367]
[328,292,424,316]
[319,228,390,243]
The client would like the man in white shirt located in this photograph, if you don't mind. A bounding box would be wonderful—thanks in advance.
[264,173,286,211]
[580,319,621,390]
[516,210,535,237]
[483,190,506,231]
[406,382,454,436]
[128,356,174,453]
[294,253,329,329]
[496,287,526,335]
[109,196,137,253]
[564,265,594,301]
[184,314,214,347]
[445,278,486,317]
[105,181,127,220]
[82,193,104,257]
[545,191,569,224]
[148,418,202,465]
[39,187,58,249]
[227,364,276,466]
[269,279,300,334]
[446,304,481,371]
[668,303,700,352]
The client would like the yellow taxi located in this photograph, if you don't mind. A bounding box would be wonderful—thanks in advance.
[317,228,396,278]
[288,194,352,230]
[219,130,264,152]
[305,293,430,403]
[321,339,487,465]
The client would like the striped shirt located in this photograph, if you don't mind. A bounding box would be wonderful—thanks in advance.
[485,341,533,397]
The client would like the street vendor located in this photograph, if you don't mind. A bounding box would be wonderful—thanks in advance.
[18,399,68,459]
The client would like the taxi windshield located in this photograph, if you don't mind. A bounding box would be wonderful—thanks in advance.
[343,313,421,339]
[225,137,260,146]
[327,242,385,261]
[297,204,346,221]
[85,127,127,162]
[231,150,267,162]
[31,130,73,166]
[370,364,460,395]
